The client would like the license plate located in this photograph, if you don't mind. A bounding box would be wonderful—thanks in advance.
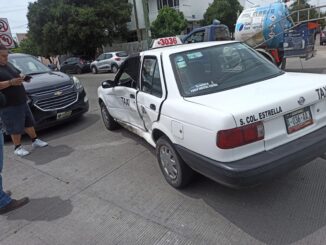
[284,107,313,134]
[56,111,72,120]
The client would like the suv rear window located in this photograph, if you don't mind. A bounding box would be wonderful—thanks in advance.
[116,52,128,57]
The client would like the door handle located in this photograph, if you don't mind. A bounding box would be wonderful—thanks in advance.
[130,94,135,99]
[150,104,156,111]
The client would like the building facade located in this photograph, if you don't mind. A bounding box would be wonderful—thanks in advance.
[128,0,246,39]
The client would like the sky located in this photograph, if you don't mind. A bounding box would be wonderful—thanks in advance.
[1,0,326,36]
[0,0,36,35]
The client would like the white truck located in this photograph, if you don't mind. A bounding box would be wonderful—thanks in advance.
[98,40,326,189]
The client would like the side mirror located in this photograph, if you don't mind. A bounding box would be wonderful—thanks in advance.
[102,80,115,89]
[48,64,57,71]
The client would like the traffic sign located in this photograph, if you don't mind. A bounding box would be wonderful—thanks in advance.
[0,18,14,48]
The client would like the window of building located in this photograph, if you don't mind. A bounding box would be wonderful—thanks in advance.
[157,0,179,10]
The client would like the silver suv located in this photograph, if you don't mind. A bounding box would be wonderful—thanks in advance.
[90,51,128,74]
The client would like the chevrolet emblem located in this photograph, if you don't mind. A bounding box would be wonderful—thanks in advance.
[54,91,63,96]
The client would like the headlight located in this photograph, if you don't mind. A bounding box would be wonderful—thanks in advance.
[72,76,83,91]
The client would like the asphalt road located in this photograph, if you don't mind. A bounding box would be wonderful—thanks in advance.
[1,45,326,245]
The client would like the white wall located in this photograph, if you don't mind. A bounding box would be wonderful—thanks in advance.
[179,0,212,21]
[128,0,145,31]
[128,0,247,31]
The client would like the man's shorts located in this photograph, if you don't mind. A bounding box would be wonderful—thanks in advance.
[0,103,35,135]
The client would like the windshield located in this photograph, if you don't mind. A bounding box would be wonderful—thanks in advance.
[9,55,50,75]
[170,43,284,97]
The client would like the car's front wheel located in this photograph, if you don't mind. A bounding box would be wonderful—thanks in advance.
[111,64,118,73]
[91,66,98,74]
[76,67,82,74]
[156,136,194,189]
[100,102,120,130]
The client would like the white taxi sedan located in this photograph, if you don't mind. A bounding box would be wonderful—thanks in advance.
[98,41,326,189]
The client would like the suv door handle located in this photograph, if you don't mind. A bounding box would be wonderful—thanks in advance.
[150,104,156,111]
[130,94,135,99]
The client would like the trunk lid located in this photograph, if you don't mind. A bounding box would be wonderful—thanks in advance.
[185,72,326,150]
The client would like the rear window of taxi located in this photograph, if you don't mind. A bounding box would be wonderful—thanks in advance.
[170,43,283,97]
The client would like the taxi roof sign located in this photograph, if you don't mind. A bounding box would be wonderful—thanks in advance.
[151,36,183,49]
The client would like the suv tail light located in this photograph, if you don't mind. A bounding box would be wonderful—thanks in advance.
[217,122,264,149]
[115,57,121,61]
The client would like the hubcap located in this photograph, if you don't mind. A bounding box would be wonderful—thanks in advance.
[112,66,117,73]
[160,145,178,180]
[101,106,110,126]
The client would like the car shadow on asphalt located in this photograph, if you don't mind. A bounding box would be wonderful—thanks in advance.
[34,113,100,141]
[22,145,74,165]
[180,162,326,245]
[109,127,156,154]
[4,196,73,222]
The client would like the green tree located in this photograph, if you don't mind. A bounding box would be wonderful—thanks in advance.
[150,7,188,38]
[12,38,39,56]
[289,0,318,22]
[289,0,326,30]
[27,0,132,59]
[202,0,243,33]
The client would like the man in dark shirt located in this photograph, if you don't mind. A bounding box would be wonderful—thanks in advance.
[0,44,48,157]
[0,44,30,214]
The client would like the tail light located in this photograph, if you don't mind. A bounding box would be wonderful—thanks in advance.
[115,57,121,61]
[322,32,325,37]
[217,122,264,149]
[80,59,85,64]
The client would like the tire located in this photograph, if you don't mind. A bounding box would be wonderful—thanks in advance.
[111,64,118,74]
[100,102,119,130]
[156,136,194,189]
[91,66,98,74]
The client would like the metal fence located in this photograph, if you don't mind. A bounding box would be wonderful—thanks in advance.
[104,40,151,55]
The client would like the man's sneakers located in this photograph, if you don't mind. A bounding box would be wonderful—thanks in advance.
[14,139,48,157]
[32,138,48,148]
[0,197,29,215]
[14,146,30,157]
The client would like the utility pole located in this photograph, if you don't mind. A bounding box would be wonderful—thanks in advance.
[142,0,151,48]
[133,0,142,42]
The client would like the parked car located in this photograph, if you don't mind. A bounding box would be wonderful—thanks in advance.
[98,41,326,189]
[320,29,326,45]
[90,51,128,74]
[9,53,89,130]
[60,56,92,74]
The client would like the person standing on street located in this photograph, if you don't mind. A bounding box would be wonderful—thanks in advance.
[0,44,48,157]
[0,80,29,214]
[0,132,29,214]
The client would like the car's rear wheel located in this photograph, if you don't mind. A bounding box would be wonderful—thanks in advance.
[92,66,98,74]
[156,136,194,189]
[111,64,118,74]
[100,102,119,130]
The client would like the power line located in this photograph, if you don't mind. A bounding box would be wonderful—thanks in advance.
[0,8,26,14]
[11,23,28,28]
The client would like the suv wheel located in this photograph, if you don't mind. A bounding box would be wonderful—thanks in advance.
[76,67,82,74]
[100,102,120,130]
[92,66,98,74]
[111,64,118,73]
[156,136,194,189]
